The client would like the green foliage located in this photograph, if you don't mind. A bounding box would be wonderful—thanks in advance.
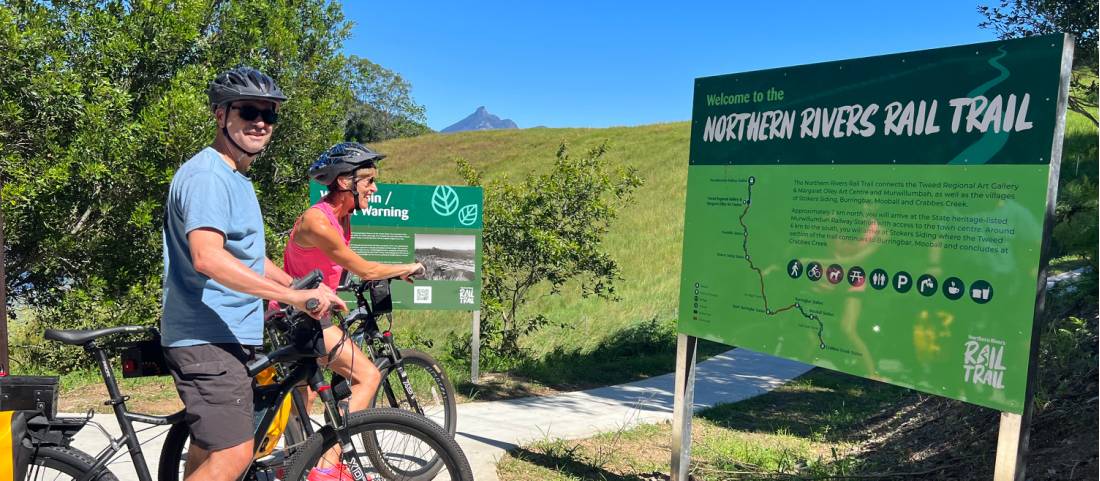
[979,0,1100,124]
[10,276,162,373]
[0,1,410,371]
[1034,275,1098,408]
[1050,115,1099,268]
[343,56,431,144]
[455,142,643,359]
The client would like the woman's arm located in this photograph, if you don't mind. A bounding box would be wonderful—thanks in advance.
[295,209,422,280]
[264,258,293,287]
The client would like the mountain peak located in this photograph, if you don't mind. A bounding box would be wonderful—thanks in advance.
[442,107,518,133]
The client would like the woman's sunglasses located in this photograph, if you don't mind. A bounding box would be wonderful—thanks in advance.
[231,105,278,124]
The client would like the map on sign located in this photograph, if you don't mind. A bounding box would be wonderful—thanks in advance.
[733,176,825,349]
[678,34,1070,414]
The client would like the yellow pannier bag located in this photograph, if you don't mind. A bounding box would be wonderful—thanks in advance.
[0,410,31,481]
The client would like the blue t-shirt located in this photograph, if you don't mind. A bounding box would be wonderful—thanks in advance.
[161,147,266,347]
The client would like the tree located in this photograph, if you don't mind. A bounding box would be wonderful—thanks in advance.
[456,142,643,358]
[343,56,431,143]
[0,0,359,370]
[978,0,1099,125]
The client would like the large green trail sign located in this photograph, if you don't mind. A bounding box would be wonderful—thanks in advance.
[310,182,483,311]
[677,35,1071,415]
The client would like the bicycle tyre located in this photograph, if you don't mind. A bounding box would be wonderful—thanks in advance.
[284,408,472,481]
[158,422,189,481]
[28,445,119,481]
[364,349,457,479]
[370,349,457,435]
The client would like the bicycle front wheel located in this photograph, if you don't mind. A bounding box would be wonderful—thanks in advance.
[27,446,119,481]
[284,408,472,481]
[370,349,457,435]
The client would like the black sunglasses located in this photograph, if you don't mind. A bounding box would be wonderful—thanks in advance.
[231,105,278,124]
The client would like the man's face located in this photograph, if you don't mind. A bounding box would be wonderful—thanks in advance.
[218,99,278,154]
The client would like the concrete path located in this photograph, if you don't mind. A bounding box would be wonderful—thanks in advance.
[66,348,812,480]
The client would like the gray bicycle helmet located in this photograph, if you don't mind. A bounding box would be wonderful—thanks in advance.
[309,142,385,185]
[207,67,288,108]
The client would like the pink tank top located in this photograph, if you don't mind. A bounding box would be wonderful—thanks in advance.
[282,201,350,291]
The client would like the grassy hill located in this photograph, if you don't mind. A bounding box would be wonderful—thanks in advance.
[374,123,697,380]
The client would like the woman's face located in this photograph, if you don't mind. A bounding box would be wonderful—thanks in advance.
[351,168,378,209]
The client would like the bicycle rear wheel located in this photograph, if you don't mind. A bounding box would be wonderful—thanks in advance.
[27,446,118,481]
[285,408,472,481]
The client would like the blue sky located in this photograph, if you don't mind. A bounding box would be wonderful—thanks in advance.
[342,2,997,130]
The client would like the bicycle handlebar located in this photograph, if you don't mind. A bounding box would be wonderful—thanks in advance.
[292,269,324,290]
[336,271,424,293]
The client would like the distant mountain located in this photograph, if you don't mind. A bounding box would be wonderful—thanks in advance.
[441,106,518,133]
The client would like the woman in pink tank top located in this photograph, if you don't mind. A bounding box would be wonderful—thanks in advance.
[282,143,423,472]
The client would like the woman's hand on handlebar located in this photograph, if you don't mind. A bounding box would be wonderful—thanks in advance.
[399,262,426,283]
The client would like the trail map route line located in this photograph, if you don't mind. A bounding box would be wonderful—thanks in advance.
[738,177,826,349]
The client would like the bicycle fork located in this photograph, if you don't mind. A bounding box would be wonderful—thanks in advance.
[308,370,371,481]
[380,332,425,415]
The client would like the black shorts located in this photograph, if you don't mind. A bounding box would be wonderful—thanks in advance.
[164,343,258,451]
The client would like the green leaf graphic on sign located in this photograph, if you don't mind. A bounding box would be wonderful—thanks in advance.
[432,185,459,216]
[458,204,479,226]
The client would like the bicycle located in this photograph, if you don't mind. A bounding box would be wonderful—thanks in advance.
[279,272,458,481]
[32,269,473,481]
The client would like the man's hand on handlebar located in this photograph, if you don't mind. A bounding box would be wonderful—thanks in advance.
[288,286,347,319]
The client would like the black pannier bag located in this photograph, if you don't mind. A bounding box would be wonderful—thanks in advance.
[0,376,59,418]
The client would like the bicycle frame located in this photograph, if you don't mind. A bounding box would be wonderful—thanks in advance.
[63,336,184,481]
[42,316,372,481]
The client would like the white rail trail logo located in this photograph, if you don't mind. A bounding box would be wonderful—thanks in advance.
[963,336,1007,389]
[459,287,474,305]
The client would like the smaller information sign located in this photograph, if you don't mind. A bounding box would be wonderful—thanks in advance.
[310,182,484,311]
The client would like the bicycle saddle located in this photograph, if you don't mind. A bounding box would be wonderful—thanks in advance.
[44,325,151,346]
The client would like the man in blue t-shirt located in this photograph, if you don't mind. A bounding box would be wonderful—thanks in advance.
[161,67,345,481]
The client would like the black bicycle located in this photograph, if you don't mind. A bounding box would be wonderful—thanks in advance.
[29,269,473,481]
[280,273,458,481]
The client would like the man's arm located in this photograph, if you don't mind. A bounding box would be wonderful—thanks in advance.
[190,228,344,315]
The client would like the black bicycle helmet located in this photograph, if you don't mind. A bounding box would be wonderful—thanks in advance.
[308,142,385,185]
[207,67,288,108]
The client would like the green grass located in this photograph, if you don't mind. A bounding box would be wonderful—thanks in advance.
[1062,106,1099,180]
[496,369,909,481]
